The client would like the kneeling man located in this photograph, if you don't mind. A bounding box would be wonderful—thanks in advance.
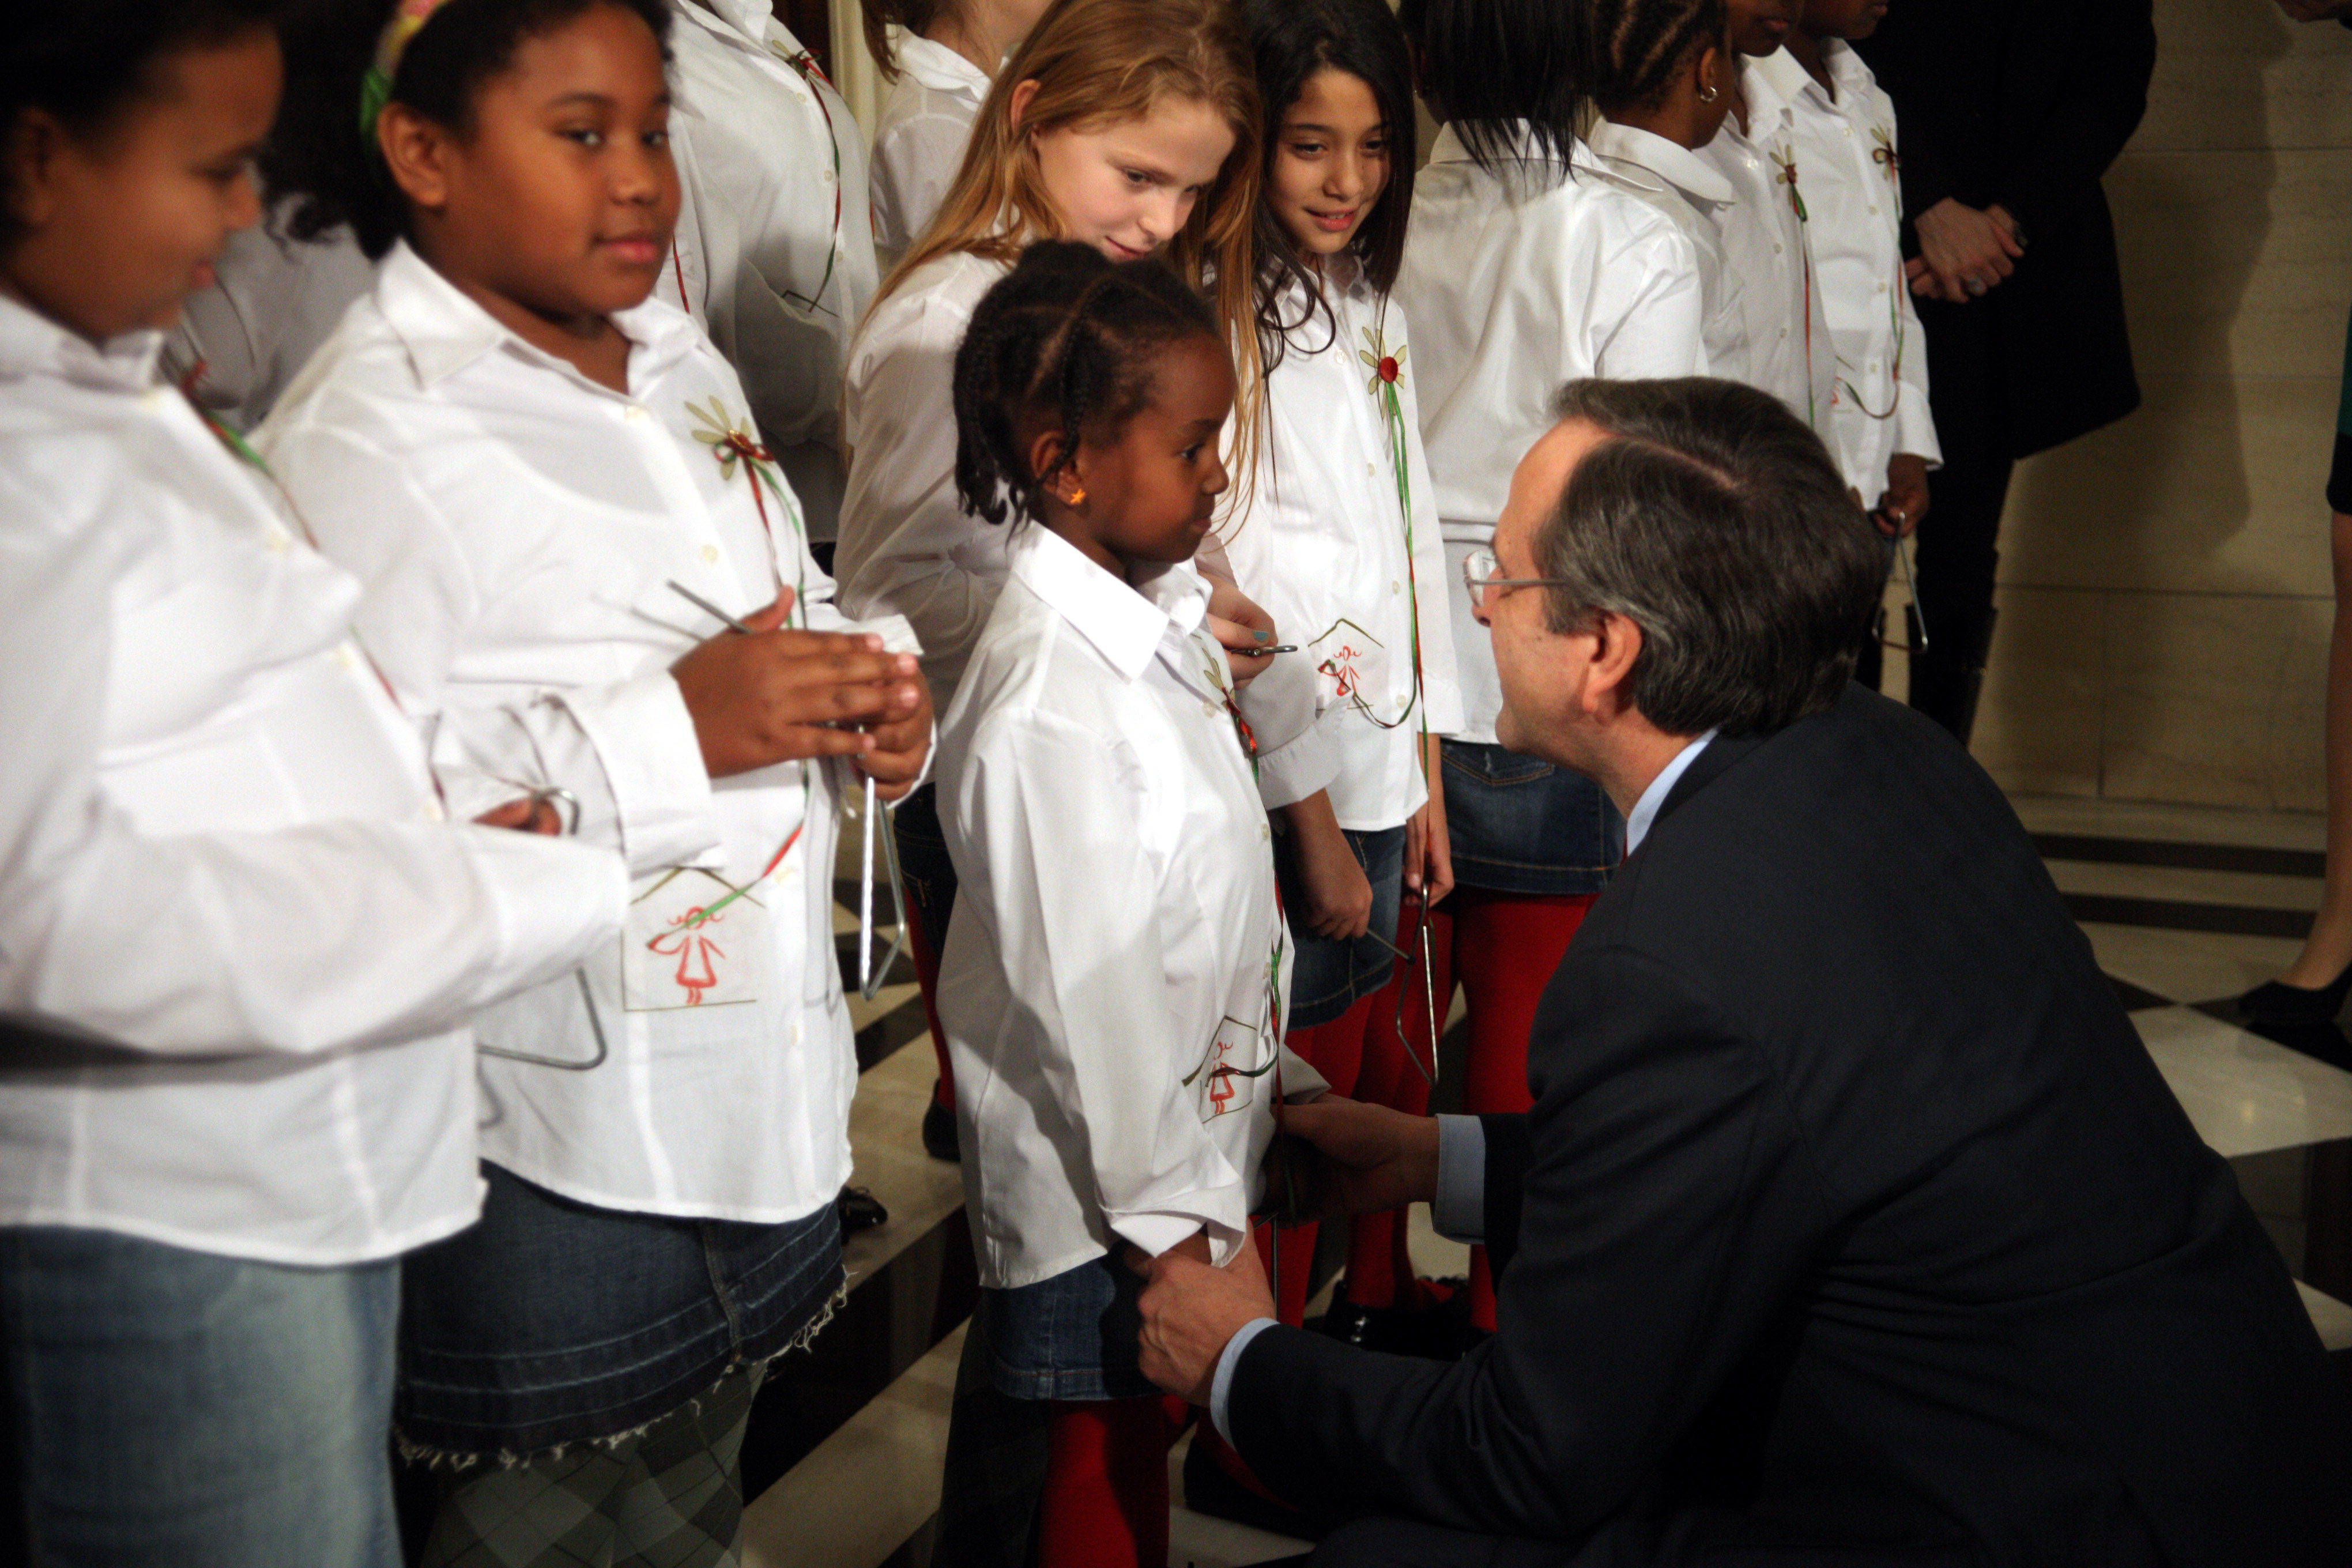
[1137,379,2352,1566]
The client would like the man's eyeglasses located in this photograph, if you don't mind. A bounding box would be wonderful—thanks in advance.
[1460,546,1576,604]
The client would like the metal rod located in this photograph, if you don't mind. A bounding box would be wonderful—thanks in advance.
[666,579,753,635]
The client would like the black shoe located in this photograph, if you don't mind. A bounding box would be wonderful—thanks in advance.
[836,1185,889,1234]
[921,1091,960,1162]
[1181,1434,1330,1541]
[2240,963,2352,1027]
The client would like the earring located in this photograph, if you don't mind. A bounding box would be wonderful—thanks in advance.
[1066,486,1088,506]
[1698,83,1720,103]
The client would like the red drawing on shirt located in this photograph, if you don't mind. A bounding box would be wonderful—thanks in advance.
[649,907,728,1005]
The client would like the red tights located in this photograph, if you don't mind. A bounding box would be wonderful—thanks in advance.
[1036,1397,1178,1568]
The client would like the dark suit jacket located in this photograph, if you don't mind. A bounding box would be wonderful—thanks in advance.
[1856,1,2156,460]
[1228,688,2352,1566]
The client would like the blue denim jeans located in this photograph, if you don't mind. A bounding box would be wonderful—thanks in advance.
[978,1251,1154,1402]
[1440,740,1623,896]
[0,1226,401,1568]
[1280,823,1408,1028]
[395,1163,843,1459]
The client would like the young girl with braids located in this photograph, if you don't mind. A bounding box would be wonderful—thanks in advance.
[838,0,1320,1163]
[258,2,931,1560]
[932,241,1325,1568]
[1209,0,1463,1366]
[861,0,1053,267]
[1390,0,1708,1348]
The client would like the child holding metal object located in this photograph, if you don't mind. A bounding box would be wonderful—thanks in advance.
[259,1,931,1559]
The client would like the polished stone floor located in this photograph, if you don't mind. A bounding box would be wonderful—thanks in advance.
[729,790,2352,1568]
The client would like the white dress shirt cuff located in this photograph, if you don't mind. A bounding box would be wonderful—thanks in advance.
[555,669,721,875]
[1431,1113,1488,1245]
[1209,1316,1281,1442]
[1115,1209,1247,1267]
[460,828,632,1008]
[1253,716,1342,811]
[1894,390,1943,471]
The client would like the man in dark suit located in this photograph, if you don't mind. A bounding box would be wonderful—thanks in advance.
[1852,0,2157,741]
[1133,379,2352,1566]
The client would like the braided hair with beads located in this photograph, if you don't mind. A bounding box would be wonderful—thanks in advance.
[951,241,1223,529]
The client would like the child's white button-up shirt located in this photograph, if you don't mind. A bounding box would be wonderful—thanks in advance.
[869,34,992,270]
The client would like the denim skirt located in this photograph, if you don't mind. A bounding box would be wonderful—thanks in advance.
[978,1252,1155,1403]
[394,1163,844,1459]
[1441,740,1624,897]
[1279,822,1407,1029]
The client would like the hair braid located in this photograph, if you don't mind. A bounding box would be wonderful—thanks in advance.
[1590,0,1725,116]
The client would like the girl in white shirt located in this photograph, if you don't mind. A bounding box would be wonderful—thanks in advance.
[934,240,1322,1568]
[860,0,1053,269]
[1213,0,1464,1379]
[839,0,1302,1166]
[1391,0,1708,1346]
[0,7,623,1563]
[258,3,932,1561]
[663,0,877,543]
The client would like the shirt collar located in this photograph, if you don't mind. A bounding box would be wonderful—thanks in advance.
[1427,119,1554,167]
[0,291,165,394]
[374,240,702,396]
[1746,47,1812,122]
[680,0,772,46]
[1624,730,1718,855]
[1008,525,1211,682]
[896,33,992,96]
[1586,119,1736,209]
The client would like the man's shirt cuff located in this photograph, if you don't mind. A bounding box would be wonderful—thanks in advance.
[1209,1317,1280,1442]
[1433,1114,1487,1244]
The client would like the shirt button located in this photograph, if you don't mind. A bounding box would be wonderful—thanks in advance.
[1868,204,1879,216]
[1260,822,1272,841]
[702,544,721,564]
[1203,699,1220,718]
[422,797,446,822]
[264,530,292,553]
[1778,326,1789,338]
[821,166,836,186]
[623,405,649,423]
[1875,281,1887,293]
[1772,242,1783,254]
[334,646,358,670]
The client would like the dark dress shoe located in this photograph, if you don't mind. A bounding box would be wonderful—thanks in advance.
[921,1090,960,1162]
[836,1185,889,1234]
[2239,962,2352,1027]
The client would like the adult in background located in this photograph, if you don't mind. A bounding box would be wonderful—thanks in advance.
[1133,377,2352,1566]
[1853,1,2156,741]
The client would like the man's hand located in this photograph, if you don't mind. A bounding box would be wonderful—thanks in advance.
[1912,199,2025,303]
[672,590,926,779]
[473,797,561,835]
[1205,575,1279,689]
[1133,1235,1275,1407]
[1275,1096,1443,1223]
[855,668,934,803]
[1874,454,1931,538]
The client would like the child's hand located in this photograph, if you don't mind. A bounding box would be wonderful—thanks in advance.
[855,668,934,802]
[1875,455,1930,538]
[672,593,924,779]
[473,797,561,835]
[1284,793,1373,941]
[1204,576,1279,688]
[1404,736,1454,906]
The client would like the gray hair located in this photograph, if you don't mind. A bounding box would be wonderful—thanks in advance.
[1532,378,1884,737]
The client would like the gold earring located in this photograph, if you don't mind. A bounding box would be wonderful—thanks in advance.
[1066,485,1088,506]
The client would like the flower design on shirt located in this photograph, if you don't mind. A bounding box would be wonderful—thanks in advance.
[1871,126,1899,184]
[688,397,773,481]
[1773,149,1810,223]
[1358,326,1407,397]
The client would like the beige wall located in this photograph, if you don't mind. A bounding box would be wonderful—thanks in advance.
[1972,5,2352,811]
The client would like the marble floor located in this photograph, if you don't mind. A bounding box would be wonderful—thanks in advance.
[731,789,2352,1568]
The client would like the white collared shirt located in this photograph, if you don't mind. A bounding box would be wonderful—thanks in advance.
[261,244,920,1225]
[1218,273,1465,828]
[0,294,624,1265]
[163,213,372,431]
[869,35,992,269]
[839,250,1335,805]
[1396,123,1708,744]
[1781,41,1940,498]
[665,0,878,540]
[1586,119,1751,388]
[937,526,1324,1289]
[1694,52,1838,433]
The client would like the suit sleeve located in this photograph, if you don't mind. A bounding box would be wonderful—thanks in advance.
[1226,944,1834,1540]
[1992,0,2156,240]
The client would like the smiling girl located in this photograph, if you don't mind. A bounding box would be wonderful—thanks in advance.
[836,0,1302,1165]
[1211,0,1462,1367]
[932,240,1324,1568]
[258,2,930,1561]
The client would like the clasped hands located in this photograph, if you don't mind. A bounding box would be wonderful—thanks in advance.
[1130,1096,1442,1405]
[1906,198,2025,305]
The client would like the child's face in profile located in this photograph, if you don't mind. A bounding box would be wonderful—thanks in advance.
[1797,0,1890,41]
[1065,332,1235,571]
[1727,0,1797,56]
[385,1,680,325]
[1027,93,1235,263]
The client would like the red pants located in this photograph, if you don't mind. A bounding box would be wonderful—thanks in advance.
[1037,1397,1179,1568]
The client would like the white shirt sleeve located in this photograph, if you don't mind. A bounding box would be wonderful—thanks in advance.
[1588,224,1712,382]
[1891,281,1940,467]
[0,476,625,1058]
[1196,536,1341,811]
[870,110,972,267]
[956,707,1255,1261]
[267,425,721,879]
